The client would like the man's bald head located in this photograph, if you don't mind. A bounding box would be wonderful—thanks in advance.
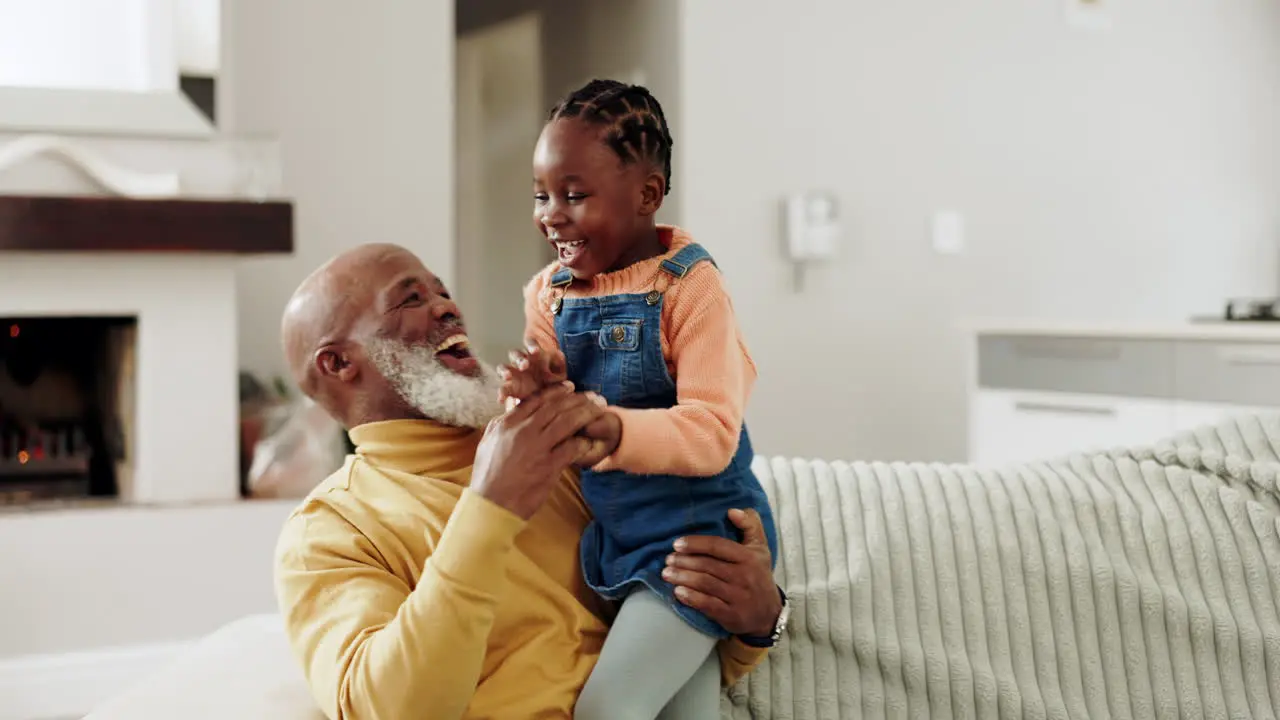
[281,243,411,397]
[281,243,502,430]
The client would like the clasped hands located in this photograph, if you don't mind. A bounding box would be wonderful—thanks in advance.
[497,342,621,468]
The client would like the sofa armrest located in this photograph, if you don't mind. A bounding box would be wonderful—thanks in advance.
[86,614,323,720]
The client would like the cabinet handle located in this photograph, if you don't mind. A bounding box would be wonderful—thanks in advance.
[1014,401,1117,417]
[1011,340,1122,361]
[1220,348,1280,368]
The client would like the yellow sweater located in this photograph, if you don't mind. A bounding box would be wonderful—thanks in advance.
[274,419,768,720]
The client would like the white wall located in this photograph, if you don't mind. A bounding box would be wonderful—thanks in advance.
[227,0,455,381]
[0,500,295,658]
[680,0,1280,462]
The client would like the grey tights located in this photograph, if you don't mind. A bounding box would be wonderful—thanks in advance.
[574,588,721,720]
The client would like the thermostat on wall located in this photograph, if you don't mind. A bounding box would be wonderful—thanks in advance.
[782,192,840,262]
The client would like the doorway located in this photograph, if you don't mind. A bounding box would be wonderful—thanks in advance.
[454,12,550,365]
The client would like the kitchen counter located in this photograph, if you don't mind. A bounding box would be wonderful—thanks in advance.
[964,318,1280,342]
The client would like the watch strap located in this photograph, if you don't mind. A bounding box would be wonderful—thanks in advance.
[735,586,788,648]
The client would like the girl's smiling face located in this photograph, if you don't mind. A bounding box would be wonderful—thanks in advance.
[532,117,665,280]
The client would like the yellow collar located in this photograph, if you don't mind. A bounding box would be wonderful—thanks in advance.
[348,419,482,480]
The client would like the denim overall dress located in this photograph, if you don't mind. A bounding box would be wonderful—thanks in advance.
[547,242,778,638]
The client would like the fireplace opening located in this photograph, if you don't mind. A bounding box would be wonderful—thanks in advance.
[0,317,136,507]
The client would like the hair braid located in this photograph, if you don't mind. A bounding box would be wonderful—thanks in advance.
[548,78,674,196]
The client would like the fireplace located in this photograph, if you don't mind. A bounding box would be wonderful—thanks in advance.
[0,316,136,507]
[0,134,294,507]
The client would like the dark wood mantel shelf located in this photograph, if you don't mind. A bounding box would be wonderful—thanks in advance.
[0,195,293,254]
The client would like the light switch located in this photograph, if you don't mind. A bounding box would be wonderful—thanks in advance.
[932,211,965,255]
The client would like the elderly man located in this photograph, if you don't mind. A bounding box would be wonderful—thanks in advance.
[275,243,785,719]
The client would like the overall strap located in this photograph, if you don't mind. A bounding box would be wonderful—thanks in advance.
[652,243,717,297]
[659,243,717,280]
[549,267,573,287]
[546,267,573,316]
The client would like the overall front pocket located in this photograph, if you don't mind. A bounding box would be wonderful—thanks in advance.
[596,319,648,405]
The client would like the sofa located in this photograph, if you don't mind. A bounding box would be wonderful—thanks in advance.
[85,613,321,720]
[87,415,1280,719]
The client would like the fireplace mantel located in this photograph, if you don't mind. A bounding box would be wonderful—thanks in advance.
[0,195,292,254]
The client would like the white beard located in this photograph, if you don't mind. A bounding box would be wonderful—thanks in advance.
[366,337,503,429]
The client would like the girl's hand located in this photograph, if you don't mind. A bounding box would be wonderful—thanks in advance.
[498,341,568,407]
[498,341,618,465]
[471,384,606,520]
[574,401,621,467]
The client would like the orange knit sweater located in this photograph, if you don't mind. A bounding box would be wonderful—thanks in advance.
[523,225,756,476]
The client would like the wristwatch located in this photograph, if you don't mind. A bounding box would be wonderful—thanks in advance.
[737,587,789,648]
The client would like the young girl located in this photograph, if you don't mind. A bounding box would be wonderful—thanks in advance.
[501,79,780,720]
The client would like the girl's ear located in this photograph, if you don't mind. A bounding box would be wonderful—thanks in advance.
[638,170,665,217]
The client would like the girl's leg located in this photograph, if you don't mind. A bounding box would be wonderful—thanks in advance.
[658,649,722,720]
[574,589,718,720]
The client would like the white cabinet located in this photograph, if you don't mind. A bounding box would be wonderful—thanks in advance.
[969,327,1280,465]
[1173,401,1280,430]
[971,389,1176,466]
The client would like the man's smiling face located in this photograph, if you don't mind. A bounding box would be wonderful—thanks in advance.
[283,243,505,430]
[364,251,478,377]
[356,249,503,428]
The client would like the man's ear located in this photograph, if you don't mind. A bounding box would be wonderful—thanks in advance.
[315,346,359,384]
[638,170,666,217]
